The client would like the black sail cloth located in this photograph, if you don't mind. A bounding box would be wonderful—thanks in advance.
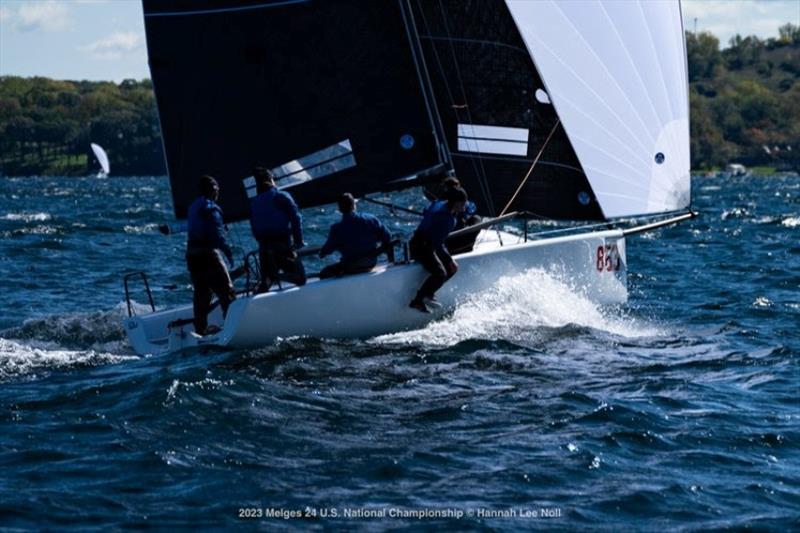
[144,0,445,222]
[144,0,605,223]
[410,0,604,220]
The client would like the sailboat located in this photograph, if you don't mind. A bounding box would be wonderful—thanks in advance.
[124,0,694,356]
[90,142,110,178]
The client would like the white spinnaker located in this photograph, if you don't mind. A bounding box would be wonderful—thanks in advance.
[90,143,110,175]
[506,0,690,218]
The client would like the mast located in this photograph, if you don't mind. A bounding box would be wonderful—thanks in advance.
[398,0,452,174]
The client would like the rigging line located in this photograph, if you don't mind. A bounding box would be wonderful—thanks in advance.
[499,118,561,217]
[436,0,496,215]
[414,1,490,212]
[361,196,423,216]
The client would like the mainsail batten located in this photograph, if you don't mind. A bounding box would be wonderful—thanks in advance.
[505,0,691,218]
[143,0,445,221]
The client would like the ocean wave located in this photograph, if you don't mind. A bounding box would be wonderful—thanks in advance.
[0,302,151,350]
[123,223,159,234]
[721,207,750,220]
[1,212,52,222]
[0,337,135,382]
[781,216,800,228]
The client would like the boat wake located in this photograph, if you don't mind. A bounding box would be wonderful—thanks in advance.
[0,338,135,383]
[373,268,662,347]
[0,302,140,382]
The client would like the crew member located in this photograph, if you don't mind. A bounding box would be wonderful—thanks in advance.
[249,167,306,292]
[186,175,236,335]
[319,193,392,278]
[409,186,468,313]
[424,176,480,254]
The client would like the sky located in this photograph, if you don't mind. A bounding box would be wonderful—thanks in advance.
[1,0,799,82]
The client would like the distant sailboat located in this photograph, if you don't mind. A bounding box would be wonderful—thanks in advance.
[122,0,695,356]
[90,143,110,178]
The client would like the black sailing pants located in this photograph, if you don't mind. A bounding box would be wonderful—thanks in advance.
[186,249,235,334]
[257,237,306,292]
[319,256,377,279]
[410,233,456,301]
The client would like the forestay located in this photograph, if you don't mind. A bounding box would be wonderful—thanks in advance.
[506,0,691,218]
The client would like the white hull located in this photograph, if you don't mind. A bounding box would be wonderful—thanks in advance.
[124,229,628,355]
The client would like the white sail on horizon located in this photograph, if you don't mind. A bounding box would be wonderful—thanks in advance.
[90,143,110,176]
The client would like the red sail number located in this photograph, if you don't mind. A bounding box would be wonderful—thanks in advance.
[596,244,621,272]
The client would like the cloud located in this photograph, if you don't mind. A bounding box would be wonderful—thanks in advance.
[0,6,11,23]
[683,0,800,44]
[14,1,72,32]
[79,31,143,60]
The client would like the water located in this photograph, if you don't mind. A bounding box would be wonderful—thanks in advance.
[0,175,798,530]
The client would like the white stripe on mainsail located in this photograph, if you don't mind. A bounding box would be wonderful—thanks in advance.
[505,0,690,218]
[457,124,529,142]
[457,138,528,156]
[457,123,529,156]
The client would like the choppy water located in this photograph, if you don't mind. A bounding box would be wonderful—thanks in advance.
[0,175,798,530]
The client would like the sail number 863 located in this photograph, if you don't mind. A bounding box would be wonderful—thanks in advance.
[596,244,621,272]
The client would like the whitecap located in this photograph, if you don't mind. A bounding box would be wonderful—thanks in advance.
[752,297,772,308]
[0,337,136,382]
[123,223,159,234]
[781,216,800,228]
[1,212,51,222]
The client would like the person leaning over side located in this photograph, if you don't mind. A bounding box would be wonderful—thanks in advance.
[318,193,392,279]
[408,186,468,313]
[185,175,236,335]
[248,167,306,292]
[424,175,480,254]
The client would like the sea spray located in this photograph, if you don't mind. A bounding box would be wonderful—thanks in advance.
[373,268,661,347]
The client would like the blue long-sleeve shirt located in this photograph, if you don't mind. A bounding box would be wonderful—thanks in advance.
[319,212,391,263]
[415,201,456,253]
[186,196,232,260]
[249,187,303,246]
[424,199,476,225]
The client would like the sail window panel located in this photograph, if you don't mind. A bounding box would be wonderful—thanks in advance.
[242,140,356,196]
[272,140,356,184]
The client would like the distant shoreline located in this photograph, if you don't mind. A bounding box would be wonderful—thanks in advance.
[1,26,798,175]
[2,168,799,179]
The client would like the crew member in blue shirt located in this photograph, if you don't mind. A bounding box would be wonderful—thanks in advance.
[186,175,236,335]
[319,193,392,278]
[409,186,468,313]
[249,167,306,292]
[424,176,480,254]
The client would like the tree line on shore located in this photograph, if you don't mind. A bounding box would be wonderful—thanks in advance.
[1,24,798,177]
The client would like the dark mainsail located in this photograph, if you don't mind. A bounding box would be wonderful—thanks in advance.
[409,0,604,220]
[143,0,445,221]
